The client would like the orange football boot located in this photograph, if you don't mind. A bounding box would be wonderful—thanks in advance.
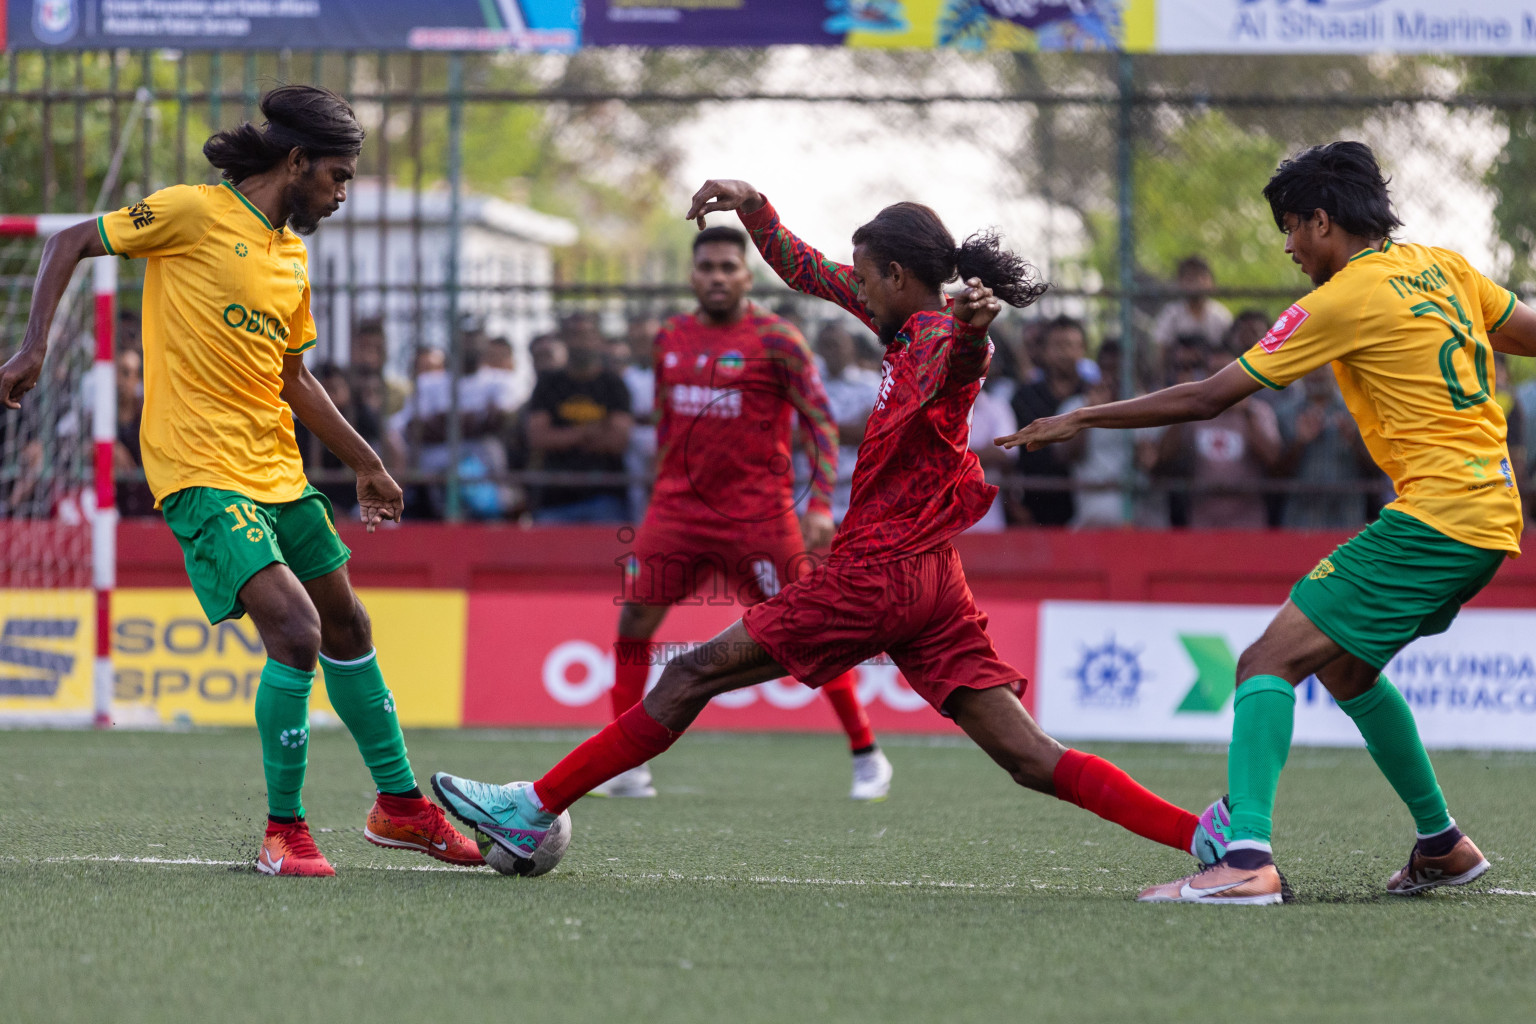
[1137,858,1285,905]
[365,796,485,866]
[1386,835,1490,895]
[256,820,336,877]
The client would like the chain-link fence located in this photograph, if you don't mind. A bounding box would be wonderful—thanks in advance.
[4,48,1534,527]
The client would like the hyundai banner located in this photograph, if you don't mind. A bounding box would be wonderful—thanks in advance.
[1037,601,1536,750]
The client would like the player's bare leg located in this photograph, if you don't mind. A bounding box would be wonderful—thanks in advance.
[593,601,673,797]
[1141,600,1480,903]
[945,685,1205,856]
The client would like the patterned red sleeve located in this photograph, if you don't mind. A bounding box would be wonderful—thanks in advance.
[900,311,993,402]
[762,323,837,517]
[739,197,877,333]
[948,315,993,386]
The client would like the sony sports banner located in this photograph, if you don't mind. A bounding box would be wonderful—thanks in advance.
[584,0,1153,51]
[1036,600,1536,750]
[462,590,1039,732]
[5,0,579,51]
[1156,0,1536,55]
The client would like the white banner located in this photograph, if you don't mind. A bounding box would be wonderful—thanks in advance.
[1158,0,1536,55]
[1036,601,1536,749]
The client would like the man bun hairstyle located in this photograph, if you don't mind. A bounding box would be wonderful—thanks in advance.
[203,84,365,183]
[1263,140,1402,240]
[851,202,1048,308]
[692,225,749,254]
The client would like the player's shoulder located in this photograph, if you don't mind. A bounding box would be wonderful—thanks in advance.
[748,307,809,348]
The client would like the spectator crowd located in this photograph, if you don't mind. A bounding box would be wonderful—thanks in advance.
[66,251,1536,530]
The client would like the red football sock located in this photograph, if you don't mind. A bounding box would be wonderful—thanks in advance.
[819,671,875,751]
[375,792,429,816]
[533,703,683,815]
[611,637,654,719]
[1052,748,1197,854]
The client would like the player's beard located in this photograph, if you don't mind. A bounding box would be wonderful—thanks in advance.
[284,178,330,236]
[876,317,901,348]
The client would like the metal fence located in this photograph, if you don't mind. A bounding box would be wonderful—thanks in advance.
[4,48,1535,525]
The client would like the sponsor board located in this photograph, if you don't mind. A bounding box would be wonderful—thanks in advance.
[0,588,95,723]
[109,588,465,727]
[463,591,1038,731]
[1158,0,1536,56]
[1037,601,1536,749]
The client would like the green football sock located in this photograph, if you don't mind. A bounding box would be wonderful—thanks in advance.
[1338,677,1452,836]
[319,649,416,795]
[255,659,315,819]
[1227,675,1297,846]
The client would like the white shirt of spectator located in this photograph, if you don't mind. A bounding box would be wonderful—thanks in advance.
[1151,298,1234,350]
[964,386,1017,534]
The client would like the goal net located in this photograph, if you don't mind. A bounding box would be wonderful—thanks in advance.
[0,217,115,726]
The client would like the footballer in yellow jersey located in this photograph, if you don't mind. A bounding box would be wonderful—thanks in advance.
[1000,141,1526,905]
[0,85,479,876]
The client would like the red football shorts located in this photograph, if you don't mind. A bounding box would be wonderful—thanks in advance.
[741,544,1024,715]
[627,512,812,608]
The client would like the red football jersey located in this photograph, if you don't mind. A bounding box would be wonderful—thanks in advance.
[646,307,837,539]
[740,198,997,562]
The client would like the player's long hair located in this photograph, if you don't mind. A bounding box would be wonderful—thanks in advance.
[851,203,1048,308]
[203,85,365,183]
[1264,141,1402,240]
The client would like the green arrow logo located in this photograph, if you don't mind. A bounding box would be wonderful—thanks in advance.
[1176,634,1237,713]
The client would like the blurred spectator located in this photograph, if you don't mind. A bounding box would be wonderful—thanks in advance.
[966,375,1017,533]
[1225,308,1272,357]
[294,362,361,515]
[622,317,658,521]
[350,317,409,416]
[529,333,568,377]
[526,313,634,523]
[463,336,523,417]
[1151,255,1234,354]
[1156,342,1281,529]
[1513,360,1536,512]
[1009,315,1085,525]
[113,347,155,517]
[116,307,143,358]
[1057,340,1159,528]
[813,323,881,523]
[852,329,886,375]
[1275,367,1373,529]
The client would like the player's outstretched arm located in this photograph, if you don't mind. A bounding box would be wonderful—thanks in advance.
[1491,299,1536,357]
[280,354,403,532]
[0,222,107,409]
[687,179,871,326]
[995,359,1262,452]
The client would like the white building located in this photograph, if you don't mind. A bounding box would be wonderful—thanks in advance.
[305,179,578,384]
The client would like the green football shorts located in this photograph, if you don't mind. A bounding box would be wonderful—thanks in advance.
[1289,509,1506,670]
[161,484,351,624]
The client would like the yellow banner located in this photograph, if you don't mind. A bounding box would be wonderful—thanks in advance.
[845,0,1156,52]
[108,588,467,727]
[0,589,96,722]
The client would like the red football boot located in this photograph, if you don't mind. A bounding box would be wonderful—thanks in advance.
[365,795,485,866]
[257,819,336,877]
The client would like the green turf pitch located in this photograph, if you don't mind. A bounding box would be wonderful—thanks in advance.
[2,729,1533,1023]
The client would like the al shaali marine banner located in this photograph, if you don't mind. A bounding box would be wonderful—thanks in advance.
[1158,0,1536,55]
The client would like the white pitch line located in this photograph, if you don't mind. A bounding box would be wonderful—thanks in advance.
[1485,887,1536,897]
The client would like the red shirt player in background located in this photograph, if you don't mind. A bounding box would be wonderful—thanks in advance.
[432,183,1225,882]
[594,225,892,800]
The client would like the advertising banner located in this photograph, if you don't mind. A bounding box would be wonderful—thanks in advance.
[109,587,466,727]
[463,590,1039,732]
[1156,0,1536,55]
[0,588,95,724]
[585,0,1151,51]
[6,0,579,51]
[1036,600,1536,749]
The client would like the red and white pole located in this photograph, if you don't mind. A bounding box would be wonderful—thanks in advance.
[0,215,116,728]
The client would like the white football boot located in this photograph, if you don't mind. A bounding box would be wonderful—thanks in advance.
[589,763,657,799]
[849,748,893,801]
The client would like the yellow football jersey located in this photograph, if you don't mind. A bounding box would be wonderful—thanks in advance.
[1239,240,1521,554]
[98,183,317,507]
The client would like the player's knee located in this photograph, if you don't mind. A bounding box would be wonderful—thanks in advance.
[323,598,372,659]
[265,605,322,668]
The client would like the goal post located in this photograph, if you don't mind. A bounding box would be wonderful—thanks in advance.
[0,216,116,727]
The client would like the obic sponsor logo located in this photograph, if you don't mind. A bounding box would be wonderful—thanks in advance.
[540,639,927,712]
[222,303,291,343]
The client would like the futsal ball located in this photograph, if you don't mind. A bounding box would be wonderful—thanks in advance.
[476,799,572,877]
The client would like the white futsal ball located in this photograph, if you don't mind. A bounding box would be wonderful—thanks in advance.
[476,786,572,877]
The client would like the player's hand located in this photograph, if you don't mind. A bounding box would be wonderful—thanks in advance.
[0,346,46,410]
[356,468,404,533]
[952,278,1002,330]
[686,179,765,228]
[994,410,1083,452]
[800,509,835,550]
